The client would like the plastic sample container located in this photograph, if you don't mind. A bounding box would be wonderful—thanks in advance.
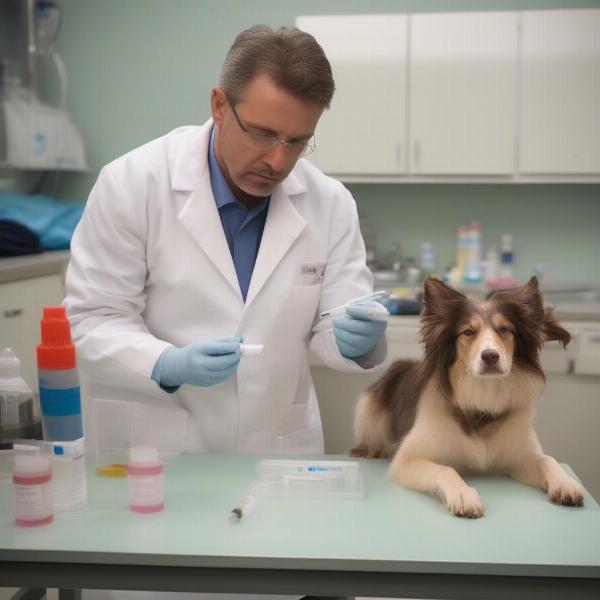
[13,452,53,527]
[128,446,165,513]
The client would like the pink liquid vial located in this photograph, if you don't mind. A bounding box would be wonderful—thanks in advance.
[128,446,165,513]
[13,452,53,527]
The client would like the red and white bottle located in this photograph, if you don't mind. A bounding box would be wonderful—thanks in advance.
[13,452,53,527]
[128,446,164,513]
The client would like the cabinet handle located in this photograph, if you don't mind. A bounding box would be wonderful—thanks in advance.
[3,308,23,318]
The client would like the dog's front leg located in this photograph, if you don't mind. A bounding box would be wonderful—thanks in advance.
[508,454,584,506]
[389,454,485,518]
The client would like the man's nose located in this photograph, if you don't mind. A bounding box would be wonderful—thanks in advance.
[263,142,290,172]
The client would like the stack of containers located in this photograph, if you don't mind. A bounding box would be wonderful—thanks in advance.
[36,306,87,511]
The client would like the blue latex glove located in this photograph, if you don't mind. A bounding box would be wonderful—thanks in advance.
[153,336,242,388]
[333,301,388,359]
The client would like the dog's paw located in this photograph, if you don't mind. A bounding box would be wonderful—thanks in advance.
[444,486,485,518]
[548,479,585,507]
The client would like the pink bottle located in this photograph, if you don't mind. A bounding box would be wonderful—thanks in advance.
[127,446,164,513]
[13,452,53,527]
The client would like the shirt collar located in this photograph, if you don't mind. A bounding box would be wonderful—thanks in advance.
[208,125,269,213]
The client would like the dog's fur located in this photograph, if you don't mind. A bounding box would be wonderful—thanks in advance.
[352,276,584,517]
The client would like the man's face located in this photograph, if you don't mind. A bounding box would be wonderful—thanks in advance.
[211,73,323,205]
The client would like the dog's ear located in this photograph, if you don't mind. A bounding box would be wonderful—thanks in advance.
[494,276,544,321]
[543,305,571,347]
[423,277,467,313]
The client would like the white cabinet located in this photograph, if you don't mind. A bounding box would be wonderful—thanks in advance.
[0,273,65,391]
[297,14,408,175]
[297,9,600,182]
[409,12,517,175]
[519,10,600,174]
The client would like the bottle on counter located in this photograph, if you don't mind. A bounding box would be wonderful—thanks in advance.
[498,234,516,285]
[455,225,469,281]
[484,246,500,284]
[128,446,165,514]
[13,450,53,527]
[0,347,42,448]
[419,242,436,280]
[464,221,483,284]
[36,306,87,511]
[36,306,83,441]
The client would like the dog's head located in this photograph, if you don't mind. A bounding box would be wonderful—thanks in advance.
[420,277,570,389]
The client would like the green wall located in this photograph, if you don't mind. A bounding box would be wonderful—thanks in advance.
[53,0,600,284]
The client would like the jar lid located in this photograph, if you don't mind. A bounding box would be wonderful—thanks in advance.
[129,446,160,465]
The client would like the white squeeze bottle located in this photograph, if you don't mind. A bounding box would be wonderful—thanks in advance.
[0,347,41,444]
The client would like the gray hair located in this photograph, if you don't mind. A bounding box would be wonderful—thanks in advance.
[219,25,335,109]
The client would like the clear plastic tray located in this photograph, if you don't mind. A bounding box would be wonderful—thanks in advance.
[255,459,364,499]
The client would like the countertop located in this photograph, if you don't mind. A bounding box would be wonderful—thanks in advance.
[0,250,70,284]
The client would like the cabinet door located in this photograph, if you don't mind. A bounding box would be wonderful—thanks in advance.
[297,14,408,175]
[410,12,517,175]
[0,274,65,391]
[519,10,600,174]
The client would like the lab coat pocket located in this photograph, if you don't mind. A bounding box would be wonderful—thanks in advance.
[290,283,322,333]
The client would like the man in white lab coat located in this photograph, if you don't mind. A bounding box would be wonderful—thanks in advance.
[66,22,389,600]
[66,24,388,463]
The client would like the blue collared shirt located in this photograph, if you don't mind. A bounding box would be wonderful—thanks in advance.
[208,126,270,301]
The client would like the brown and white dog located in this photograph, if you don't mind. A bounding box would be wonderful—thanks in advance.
[352,276,585,517]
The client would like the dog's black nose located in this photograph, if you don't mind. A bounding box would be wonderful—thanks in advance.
[481,349,500,365]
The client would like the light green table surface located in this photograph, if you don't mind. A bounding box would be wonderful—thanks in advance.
[1,454,599,599]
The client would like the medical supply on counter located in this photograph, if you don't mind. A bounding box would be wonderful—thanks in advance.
[230,484,258,521]
[464,221,483,283]
[49,437,87,511]
[128,446,165,513]
[0,347,42,447]
[238,343,265,357]
[92,397,188,477]
[256,459,365,499]
[484,246,500,284]
[419,242,436,280]
[455,225,469,281]
[36,306,83,441]
[228,459,364,521]
[13,450,53,527]
[499,234,515,284]
[96,463,128,478]
[11,438,87,511]
[319,291,390,318]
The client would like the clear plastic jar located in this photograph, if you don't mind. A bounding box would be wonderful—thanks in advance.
[13,452,53,527]
[127,446,164,513]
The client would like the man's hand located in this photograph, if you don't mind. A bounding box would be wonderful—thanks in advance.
[155,336,242,388]
[333,301,388,359]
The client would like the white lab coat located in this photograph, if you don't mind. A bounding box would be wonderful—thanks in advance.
[65,120,387,461]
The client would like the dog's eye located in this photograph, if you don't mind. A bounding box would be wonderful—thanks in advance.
[497,326,512,336]
[463,328,476,337]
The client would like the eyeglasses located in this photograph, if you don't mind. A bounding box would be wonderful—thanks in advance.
[226,96,316,157]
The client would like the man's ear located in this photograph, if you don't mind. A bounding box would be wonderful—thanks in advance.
[211,87,228,127]
[422,277,467,314]
[543,305,571,347]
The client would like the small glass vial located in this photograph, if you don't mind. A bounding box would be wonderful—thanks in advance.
[128,446,164,513]
[13,452,53,527]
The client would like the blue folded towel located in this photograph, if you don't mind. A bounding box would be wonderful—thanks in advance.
[0,191,84,250]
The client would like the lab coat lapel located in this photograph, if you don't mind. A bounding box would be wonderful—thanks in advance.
[177,168,241,299]
[245,179,306,308]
